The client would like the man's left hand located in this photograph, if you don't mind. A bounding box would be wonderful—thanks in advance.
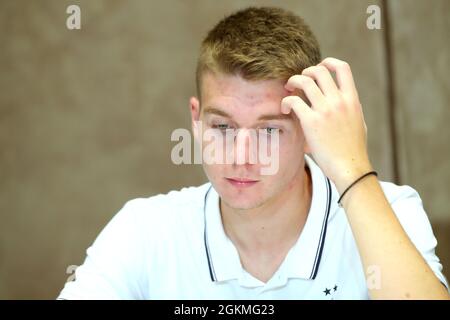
[281,57,373,193]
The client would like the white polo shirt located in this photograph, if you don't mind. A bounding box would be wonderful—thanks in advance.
[58,156,448,299]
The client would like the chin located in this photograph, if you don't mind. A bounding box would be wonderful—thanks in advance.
[220,195,265,211]
[214,180,271,211]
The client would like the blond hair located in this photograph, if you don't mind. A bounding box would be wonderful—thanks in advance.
[196,6,321,99]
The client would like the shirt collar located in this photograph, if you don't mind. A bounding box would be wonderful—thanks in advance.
[203,155,336,283]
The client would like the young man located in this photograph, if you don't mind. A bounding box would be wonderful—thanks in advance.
[58,7,449,299]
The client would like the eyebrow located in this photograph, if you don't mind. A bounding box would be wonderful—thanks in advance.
[257,113,294,121]
[203,107,231,118]
[203,106,294,122]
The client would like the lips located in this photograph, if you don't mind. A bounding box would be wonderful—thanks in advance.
[225,177,259,187]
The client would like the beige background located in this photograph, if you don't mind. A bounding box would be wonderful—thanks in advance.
[0,0,448,299]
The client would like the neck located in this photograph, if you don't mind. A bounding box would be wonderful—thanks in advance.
[220,164,312,256]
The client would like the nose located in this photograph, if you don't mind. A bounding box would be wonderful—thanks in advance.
[232,128,258,165]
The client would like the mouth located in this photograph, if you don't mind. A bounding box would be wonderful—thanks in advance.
[225,177,259,188]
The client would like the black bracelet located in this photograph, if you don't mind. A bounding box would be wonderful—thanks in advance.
[337,171,378,207]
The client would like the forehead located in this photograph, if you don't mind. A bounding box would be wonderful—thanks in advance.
[201,72,289,110]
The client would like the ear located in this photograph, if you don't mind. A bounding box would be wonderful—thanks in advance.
[189,96,201,142]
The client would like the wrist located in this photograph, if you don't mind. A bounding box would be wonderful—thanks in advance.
[337,170,378,207]
[333,161,374,195]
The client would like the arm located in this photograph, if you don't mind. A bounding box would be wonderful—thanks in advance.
[337,170,447,299]
[281,57,449,299]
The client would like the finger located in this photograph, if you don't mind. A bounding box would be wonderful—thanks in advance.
[281,96,312,123]
[319,57,358,97]
[285,75,326,109]
[302,65,339,97]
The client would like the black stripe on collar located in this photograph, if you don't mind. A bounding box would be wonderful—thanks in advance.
[203,185,217,282]
[310,177,332,280]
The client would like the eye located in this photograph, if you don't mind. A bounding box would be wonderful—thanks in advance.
[263,127,280,135]
[212,124,232,131]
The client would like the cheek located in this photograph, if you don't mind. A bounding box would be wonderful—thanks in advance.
[279,147,301,166]
[280,129,305,151]
[277,136,305,168]
[203,163,219,174]
[203,164,227,182]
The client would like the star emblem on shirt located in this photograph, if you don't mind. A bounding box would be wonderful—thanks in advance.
[323,284,338,296]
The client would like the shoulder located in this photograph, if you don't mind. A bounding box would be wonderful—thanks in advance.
[378,180,430,228]
[379,180,438,250]
[86,182,211,267]
[124,182,210,212]
[379,180,422,205]
[378,180,431,228]
[113,182,211,235]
